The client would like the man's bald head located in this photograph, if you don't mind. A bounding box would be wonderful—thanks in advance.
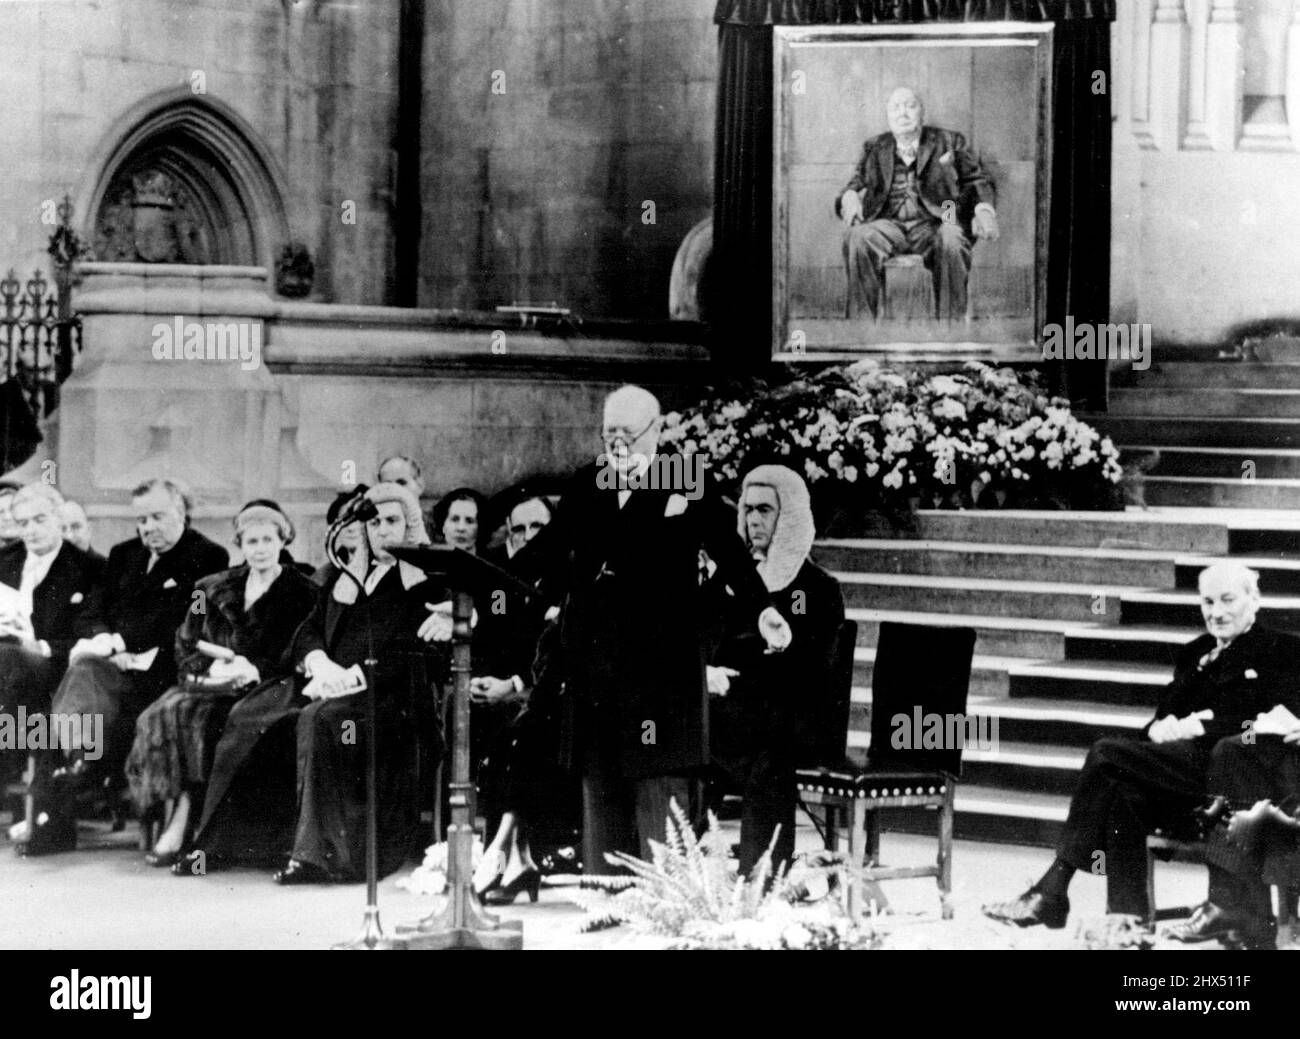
[886,86,924,137]
[1198,561,1261,646]
[601,385,662,471]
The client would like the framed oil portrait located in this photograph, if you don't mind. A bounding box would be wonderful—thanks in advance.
[772,23,1053,362]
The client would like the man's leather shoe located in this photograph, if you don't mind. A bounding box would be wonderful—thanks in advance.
[1166,902,1261,944]
[982,889,1069,929]
[273,859,333,885]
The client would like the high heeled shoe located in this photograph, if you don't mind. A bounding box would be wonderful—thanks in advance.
[473,850,507,898]
[482,867,540,906]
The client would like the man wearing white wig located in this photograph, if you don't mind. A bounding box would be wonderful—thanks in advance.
[708,464,845,875]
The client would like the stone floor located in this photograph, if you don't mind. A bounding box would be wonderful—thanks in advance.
[2,815,1291,950]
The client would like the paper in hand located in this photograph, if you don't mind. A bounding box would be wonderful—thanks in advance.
[1253,704,1300,736]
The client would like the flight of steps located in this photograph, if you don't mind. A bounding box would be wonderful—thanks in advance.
[817,508,1300,847]
[1093,353,1300,509]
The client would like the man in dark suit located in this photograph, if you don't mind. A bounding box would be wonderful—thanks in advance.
[0,483,105,803]
[984,562,1300,928]
[535,385,793,869]
[837,86,999,322]
[708,465,845,876]
[47,478,228,801]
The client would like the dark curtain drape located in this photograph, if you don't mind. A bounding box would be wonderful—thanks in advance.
[711,0,1115,408]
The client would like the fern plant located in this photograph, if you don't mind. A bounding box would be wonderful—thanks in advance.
[574,799,881,950]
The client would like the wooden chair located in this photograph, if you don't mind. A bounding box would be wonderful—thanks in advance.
[797,621,976,918]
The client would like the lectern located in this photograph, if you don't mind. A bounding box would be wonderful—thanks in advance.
[389,543,540,950]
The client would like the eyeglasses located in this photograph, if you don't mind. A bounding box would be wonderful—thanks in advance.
[601,416,657,447]
[509,520,547,536]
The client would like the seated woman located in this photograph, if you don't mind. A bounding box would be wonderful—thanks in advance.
[432,487,485,555]
[176,482,451,883]
[124,502,317,866]
[311,485,368,587]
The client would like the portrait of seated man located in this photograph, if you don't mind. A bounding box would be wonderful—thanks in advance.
[836,86,999,323]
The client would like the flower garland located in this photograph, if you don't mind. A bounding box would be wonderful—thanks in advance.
[661,361,1122,518]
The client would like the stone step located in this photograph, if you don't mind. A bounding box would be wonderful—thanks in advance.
[1174,554,1300,594]
[834,572,1134,623]
[1110,387,1300,418]
[1112,362,1300,390]
[1127,445,1300,480]
[969,694,1150,747]
[1087,414,1300,448]
[855,685,1151,748]
[906,510,1231,553]
[1120,589,1300,631]
[960,740,1084,798]
[1063,624,1193,666]
[818,539,1176,587]
[1140,476,1300,510]
[853,648,1023,700]
[1007,659,1170,707]
[878,784,1069,847]
[846,607,1076,659]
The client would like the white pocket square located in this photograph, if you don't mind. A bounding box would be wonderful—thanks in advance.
[939,151,954,165]
[1244,669,1258,679]
[163,578,178,590]
[664,494,688,517]
[69,592,84,604]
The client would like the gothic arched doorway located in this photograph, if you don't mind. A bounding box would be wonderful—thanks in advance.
[84,90,291,272]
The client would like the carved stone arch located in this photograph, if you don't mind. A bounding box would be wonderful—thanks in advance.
[80,89,291,272]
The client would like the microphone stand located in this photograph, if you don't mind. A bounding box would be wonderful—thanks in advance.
[328,499,400,951]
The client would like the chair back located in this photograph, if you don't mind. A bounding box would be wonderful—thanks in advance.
[867,621,976,777]
[798,619,858,767]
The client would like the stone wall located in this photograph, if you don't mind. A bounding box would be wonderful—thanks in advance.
[420,0,718,318]
[0,0,399,304]
[1110,0,1300,344]
[58,263,712,564]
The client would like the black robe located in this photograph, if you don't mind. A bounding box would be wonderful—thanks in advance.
[532,459,772,779]
[194,562,446,878]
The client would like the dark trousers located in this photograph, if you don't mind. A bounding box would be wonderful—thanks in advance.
[842,217,972,321]
[1205,734,1300,920]
[580,737,699,871]
[713,749,795,878]
[0,643,58,788]
[1057,736,1210,916]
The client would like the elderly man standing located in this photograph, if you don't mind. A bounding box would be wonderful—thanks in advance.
[34,479,228,848]
[838,86,998,322]
[535,385,793,869]
[707,465,845,875]
[984,562,1300,928]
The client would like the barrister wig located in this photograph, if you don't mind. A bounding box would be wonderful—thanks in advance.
[737,464,815,594]
[233,504,294,547]
[365,481,430,547]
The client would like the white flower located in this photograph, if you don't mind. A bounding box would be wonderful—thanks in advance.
[781,924,813,949]
[842,465,858,483]
[882,467,904,490]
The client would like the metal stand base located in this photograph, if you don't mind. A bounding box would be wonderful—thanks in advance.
[396,894,524,950]
[334,905,404,950]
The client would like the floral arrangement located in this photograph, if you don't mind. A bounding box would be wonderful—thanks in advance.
[660,361,1122,530]
[574,801,881,951]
